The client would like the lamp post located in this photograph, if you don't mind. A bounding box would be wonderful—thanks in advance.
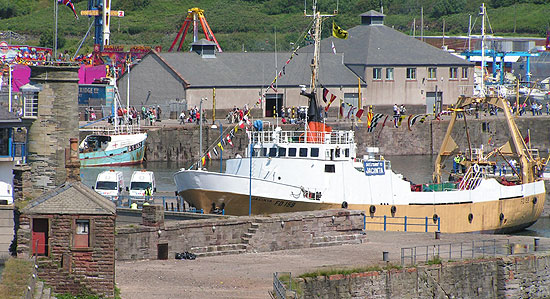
[8,64,12,112]
[211,120,223,173]
[199,98,206,164]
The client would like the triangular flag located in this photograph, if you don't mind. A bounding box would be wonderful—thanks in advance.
[207,152,212,160]
[213,147,219,157]
[323,88,329,103]
[239,121,245,129]
[234,126,238,133]
[218,142,224,151]
[331,41,337,54]
[357,109,365,119]
[226,134,233,146]
[201,157,206,166]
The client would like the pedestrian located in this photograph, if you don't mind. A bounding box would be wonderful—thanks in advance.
[546,102,549,115]
[157,105,162,120]
[393,104,399,128]
[179,110,186,124]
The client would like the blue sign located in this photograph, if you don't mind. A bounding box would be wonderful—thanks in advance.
[78,84,107,105]
[363,161,385,176]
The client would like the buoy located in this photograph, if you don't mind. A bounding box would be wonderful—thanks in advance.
[468,213,474,223]
[390,206,396,214]
[341,201,348,209]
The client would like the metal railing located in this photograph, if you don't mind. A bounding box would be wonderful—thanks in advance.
[459,165,484,190]
[273,272,296,299]
[249,130,355,145]
[365,215,440,232]
[400,238,550,266]
[103,195,207,213]
[80,123,142,135]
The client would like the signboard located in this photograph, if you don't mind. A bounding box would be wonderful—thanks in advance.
[79,84,107,105]
[115,10,124,17]
[80,10,100,16]
[363,161,385,176]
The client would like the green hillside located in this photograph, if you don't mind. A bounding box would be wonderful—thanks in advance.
[1,0,549,54]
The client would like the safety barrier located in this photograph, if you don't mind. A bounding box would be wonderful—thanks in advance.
[365,215,440,232]
[104,195,209,214]
[273,272,296,299]
[400,238,550,266]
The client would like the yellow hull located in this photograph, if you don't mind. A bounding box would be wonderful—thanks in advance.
[179,189,545,234]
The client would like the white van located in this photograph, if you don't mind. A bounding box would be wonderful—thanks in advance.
[0,181,13,205]
[94,170,125,199]
[128,170,156,197]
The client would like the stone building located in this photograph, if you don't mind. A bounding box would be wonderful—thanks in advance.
[24,65,80,198]
[306,10,474,112]
[17,181,116,298]
[117,41,364,118]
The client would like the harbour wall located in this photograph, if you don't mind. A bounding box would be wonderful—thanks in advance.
[297,254,550,298]
[115,209,365,260]
[144,116,550,161]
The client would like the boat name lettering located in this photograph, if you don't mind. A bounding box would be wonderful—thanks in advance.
[128,141,142,152]
[274,200,296,208]
[363,161,385,176]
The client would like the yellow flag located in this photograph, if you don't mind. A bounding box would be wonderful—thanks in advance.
[332,21,348,39]
[218,142,224,151]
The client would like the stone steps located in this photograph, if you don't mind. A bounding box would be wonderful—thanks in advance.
[192,249,247,257]
[311,234,367,248]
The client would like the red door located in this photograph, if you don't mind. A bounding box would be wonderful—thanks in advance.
[32,218,49,255]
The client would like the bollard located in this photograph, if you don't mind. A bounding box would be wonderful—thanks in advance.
[171,202,174,211]
[435,231,441,240]
[177,202,180,212]
[382,251,389,262]
[534,238,540,251]
[165,202,168,211]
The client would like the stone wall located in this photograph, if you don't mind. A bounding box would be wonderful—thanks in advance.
[27,66,80,198]
[0,206,13,260]
[17,214,116,298]
[143,116,550,161]
[115,209,364,260]
[297,254,550,298]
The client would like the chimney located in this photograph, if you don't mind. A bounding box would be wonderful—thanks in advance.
[65,138,81,182]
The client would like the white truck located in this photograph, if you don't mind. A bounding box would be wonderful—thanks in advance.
[94,170,125,200]
[128,170,156,198]
[0,181,13,205]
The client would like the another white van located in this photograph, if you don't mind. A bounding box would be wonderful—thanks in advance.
[0,181,13,205]
[128,170,156,197]
[94,170,125,199]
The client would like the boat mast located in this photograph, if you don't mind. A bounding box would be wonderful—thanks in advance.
[480,3,486,97]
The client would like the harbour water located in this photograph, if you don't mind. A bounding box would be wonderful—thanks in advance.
[79,155,549,237]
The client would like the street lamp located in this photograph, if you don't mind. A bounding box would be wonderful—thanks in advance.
[199,97,206,164]
[211,120,223,173]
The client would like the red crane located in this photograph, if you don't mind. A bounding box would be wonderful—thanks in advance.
[169,7,222,52]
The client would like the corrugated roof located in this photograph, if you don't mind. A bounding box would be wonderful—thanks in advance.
[23,181,116,215]
[301,20,472,67]
[153,51,363,88]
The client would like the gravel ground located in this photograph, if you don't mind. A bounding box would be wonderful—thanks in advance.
[115,231,550,299]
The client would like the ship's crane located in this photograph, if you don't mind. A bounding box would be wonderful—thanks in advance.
[168,8,222,52]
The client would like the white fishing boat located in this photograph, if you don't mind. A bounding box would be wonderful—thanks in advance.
[79,70,147,167]
[173,5,546,233]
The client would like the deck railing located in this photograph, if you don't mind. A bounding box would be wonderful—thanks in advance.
[249,130,354,145]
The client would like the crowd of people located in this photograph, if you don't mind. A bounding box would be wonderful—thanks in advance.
[179,106,207,124]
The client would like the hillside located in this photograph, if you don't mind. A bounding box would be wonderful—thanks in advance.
[1,0,549,54]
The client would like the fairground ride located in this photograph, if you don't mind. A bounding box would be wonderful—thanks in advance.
[168,8,222,53]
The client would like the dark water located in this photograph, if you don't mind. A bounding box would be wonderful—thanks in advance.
[80,156,549,237]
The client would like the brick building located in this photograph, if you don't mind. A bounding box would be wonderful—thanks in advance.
[17,181,116,298]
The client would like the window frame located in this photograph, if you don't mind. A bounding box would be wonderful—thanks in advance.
[461,67,468,79]
[74,219,91,249]
[385,68,394,80]
[299,148,308,157]
[372,68,382,80]
[428,67,437,80]
[406,68,416,80]
[449,67,458,80]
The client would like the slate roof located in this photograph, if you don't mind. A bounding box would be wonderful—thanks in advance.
[22,181,116,215]
[301,13,472,67]
[146,51,364,88]
[0,105,28,128]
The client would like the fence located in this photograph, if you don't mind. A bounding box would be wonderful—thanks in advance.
[273,272,296,299]
[365,215,440,232]
[401,238,549,266]
[104,195,213,214]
